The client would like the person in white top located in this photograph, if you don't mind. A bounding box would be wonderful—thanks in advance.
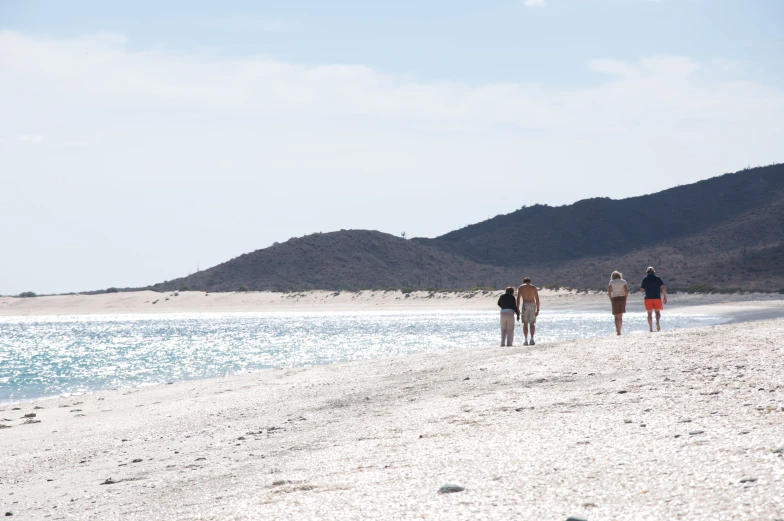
[608,270,629,335]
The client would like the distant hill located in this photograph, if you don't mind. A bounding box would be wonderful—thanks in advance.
[415,164,784,265]
[146,164,784,293]
[414,164,784,290]
[151,230,517,292]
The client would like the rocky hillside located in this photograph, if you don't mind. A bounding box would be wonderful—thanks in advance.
[151,230,518,292]
[146,164,784,293]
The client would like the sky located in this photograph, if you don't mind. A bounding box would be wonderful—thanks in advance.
[1,0,783,295]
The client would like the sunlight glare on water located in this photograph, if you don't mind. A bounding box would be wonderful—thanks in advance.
[0,310,723,403]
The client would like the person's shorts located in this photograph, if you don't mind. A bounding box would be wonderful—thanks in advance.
[522,302,537,324]
[611,296,627,315]
[644,298,663,311]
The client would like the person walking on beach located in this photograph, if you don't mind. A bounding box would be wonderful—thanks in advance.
[497,286,520,347]
[640,266,667,332]
[516,277,540,345]
[608,270,628,335]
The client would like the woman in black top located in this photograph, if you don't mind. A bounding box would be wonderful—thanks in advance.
[497,286,521,347]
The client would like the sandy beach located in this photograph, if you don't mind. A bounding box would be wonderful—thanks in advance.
[1,294,783,520]
[2,289,784,317]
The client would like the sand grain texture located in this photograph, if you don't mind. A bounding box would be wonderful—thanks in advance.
[2,316,783,520]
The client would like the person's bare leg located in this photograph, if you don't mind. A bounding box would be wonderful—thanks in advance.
[647,310,653,332]
[530,324,536,342]
[614,314,621,335]
[523,323,529,343]
[618,314,624,335]
[655,310,661,332]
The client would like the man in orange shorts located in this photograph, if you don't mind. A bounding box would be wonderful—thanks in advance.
[640,266,667,332]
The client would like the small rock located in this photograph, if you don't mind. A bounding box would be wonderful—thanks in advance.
[739,477,757,483]
[688,430,704,435]
[771,446,783,454]
[22,413,36,418]
[5,512,12,517]
[463,377,470,381]
[673,434,681,438]
[739,430,750,435]
[132,459,143,463]
[438,484,464,494]
[195,457,206,461]
[101,478,117,485]
[678,418,692,423]
[617,390,628,394]
[566,517,588,521]
[623,419,632,424]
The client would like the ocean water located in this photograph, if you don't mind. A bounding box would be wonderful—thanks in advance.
[0,310,724,404]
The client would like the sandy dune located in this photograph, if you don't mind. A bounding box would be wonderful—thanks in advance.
[2,310,783,520]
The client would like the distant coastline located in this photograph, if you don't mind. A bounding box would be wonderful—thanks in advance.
[2,288,783,317]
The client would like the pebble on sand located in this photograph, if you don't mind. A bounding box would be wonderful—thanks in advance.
[438,484,464,494]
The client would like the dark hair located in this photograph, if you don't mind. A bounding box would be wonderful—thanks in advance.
[523,277,532,284]
[505,286,514,294]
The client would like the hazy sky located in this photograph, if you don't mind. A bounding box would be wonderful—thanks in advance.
[1,0,783,295]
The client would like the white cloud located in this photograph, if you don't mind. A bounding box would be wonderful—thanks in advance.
[18,134,44,143]
[0,30,782,294]
[524,0,546,6]
[590,56,700,77]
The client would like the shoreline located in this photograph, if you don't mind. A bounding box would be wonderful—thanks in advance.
[2,317,782,519]
[2,297,783,408]
[2,288,783,316]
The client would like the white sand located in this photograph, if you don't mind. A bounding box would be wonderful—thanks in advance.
[2,288,783,316]
[0,289,569,315]
[1,300,783,520]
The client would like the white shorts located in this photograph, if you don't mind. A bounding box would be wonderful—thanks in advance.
[522,302,537,324]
